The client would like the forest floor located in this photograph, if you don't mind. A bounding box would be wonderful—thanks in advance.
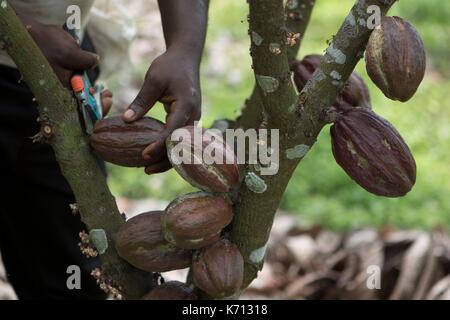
[1,197,449,300]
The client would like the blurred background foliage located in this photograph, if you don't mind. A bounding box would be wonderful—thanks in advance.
[108,0,450,230]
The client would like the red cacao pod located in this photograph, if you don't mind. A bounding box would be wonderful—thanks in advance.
[291,54,371,110]
[192,239,244,298]
[365,16,426,102]
[161,192,233,250]
[166,126,240,193]
[142,281,197,300]
[115,211,192,272]
[90,116,164,167]
[331,108,416,197]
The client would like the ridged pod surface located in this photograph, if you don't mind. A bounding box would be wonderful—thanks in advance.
[161,192,233,249]
[331,108,416,197]
[365,16,426,102]
[115,211,192,272]
[90,116,164,167]
[166,126,240,193]
[192,239,244,298]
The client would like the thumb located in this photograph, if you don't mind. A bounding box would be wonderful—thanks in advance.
[123,82,162,123]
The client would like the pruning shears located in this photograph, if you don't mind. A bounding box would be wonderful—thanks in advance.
[70,75,103,135]
[63,24,103,135]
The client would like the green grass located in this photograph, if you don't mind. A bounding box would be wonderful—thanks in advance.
[108,0,450,230]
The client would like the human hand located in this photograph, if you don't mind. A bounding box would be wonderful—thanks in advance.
[100,89,113,117]
[20,14,99,86]
[122,49,201,174]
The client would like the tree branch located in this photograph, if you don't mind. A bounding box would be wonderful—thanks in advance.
[286,0,316,61]
[0,2,153,299]
[231,0,397,288]
[249,0,297,130]
[238,0,316,130]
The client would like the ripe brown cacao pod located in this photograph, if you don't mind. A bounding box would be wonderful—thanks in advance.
[161,192,233,250]
[142,281,197,300]
[291,54,371,110]
[192,239,244,298]
[90,116,164,167]
[291,54,322,89]
[115,211,192,272]
[365,16,426,102]
[166,125,240,193]
[339,72,372,110]
[331,108,416,197]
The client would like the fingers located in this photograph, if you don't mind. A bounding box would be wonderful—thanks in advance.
[56,67,73,87]
[101,90,113,116]
[102,89,113,98]
[144,158,172,175]
[164,99,198,134]
[61,47,100,71]
[142,100,192,160]
[187,107,202,125]
[141,101,198,175]
[141,101,198,174]
[142,139,166,162]
[123,81,163,123]
[102,98,113,116]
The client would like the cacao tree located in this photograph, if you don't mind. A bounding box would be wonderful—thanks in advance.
[0,0,425,299]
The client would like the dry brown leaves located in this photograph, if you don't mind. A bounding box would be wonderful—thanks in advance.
[243,215,450,300]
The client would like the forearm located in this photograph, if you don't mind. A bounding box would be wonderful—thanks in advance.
[157,0,209,64]
[10,6,46,42]
[9,4,36,27]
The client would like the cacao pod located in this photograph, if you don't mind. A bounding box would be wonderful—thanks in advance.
[365,16,426,102]
[90,116,164,167]
[291,54,322,89]
[161,192,233,250]
[166,125,240,193]
[142,281,197,300]
[115,211,192,272]
[291,54,371,110]
[331,108,416,197]
[192,239,244,298]
[340,72,372,110]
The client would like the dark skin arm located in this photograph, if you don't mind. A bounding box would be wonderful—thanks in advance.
[15,9,100,86]
[13,8,113,113]
[122,0,210,174]
[12,2,209,174]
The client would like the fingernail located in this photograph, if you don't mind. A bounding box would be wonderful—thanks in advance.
[124,109,135,120]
